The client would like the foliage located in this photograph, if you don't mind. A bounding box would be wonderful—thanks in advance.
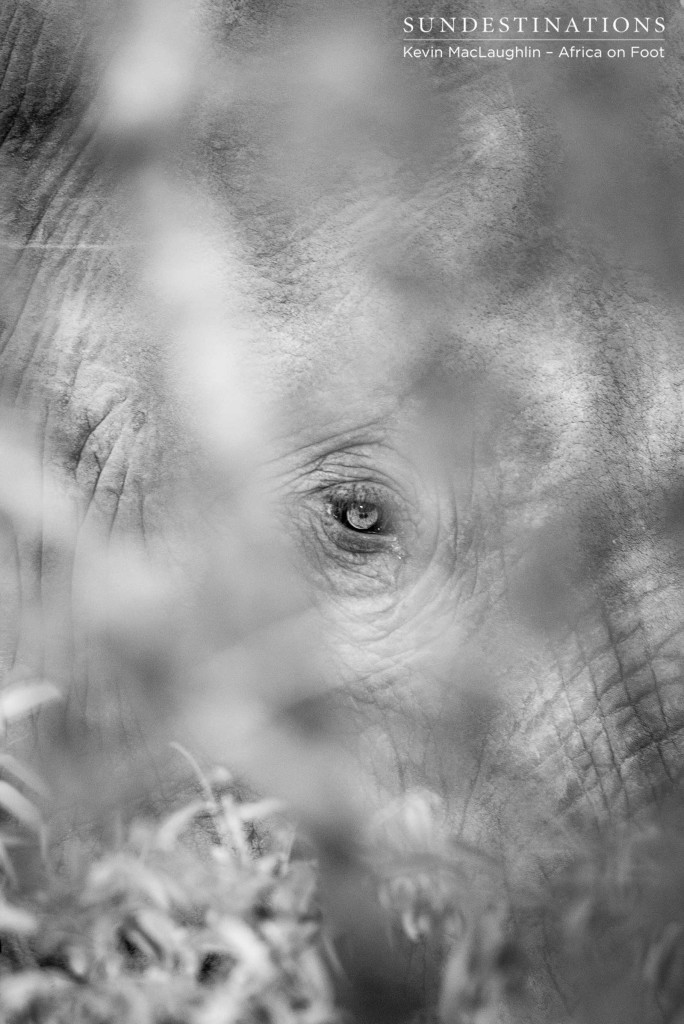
[1,2,683,1023]
[0,773,337,1024]
[0,755,529,1024]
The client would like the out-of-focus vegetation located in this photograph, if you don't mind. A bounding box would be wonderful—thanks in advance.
[1,0,684,1022]
[0,740,524,1024]
[0,770,338,1024]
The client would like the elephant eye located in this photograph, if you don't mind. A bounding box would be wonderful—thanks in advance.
[333,497,382,533]
[343,501,379,531]
[326,486,396,541]
[300,477,414,583]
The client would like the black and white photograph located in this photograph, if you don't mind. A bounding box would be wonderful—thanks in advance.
[0,2,682,1022]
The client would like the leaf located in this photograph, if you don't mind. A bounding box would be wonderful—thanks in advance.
[236,799,286,823]
[217,918,273,977]
[0,754,50,801]
[0,838,19,887]
[0,682,61,728]
[0,971,70,1015]
[155,799,206,851]
[0,902,37,935]
[0,781,42,833]
[86,855,184,911]
[133,907,183,964]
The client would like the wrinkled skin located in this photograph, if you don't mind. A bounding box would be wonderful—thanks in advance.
[3,1,684,1020]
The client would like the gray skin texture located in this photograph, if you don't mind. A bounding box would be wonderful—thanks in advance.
[3,0,684,1020]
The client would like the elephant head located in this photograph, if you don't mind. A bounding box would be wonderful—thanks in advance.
[2,1,684,1021]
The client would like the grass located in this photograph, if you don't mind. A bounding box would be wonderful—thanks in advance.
[0,769,339,1024]
[0,700,524,1024]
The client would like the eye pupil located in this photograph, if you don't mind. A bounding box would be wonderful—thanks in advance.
[345,501,380,531]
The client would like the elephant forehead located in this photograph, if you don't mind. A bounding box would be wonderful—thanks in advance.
[255,273,684,485]
[217,81,529,319]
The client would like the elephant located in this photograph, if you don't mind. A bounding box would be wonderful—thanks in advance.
[2,0,684,1021]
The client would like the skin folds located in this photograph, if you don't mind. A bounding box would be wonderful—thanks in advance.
[1,1,684,1020]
